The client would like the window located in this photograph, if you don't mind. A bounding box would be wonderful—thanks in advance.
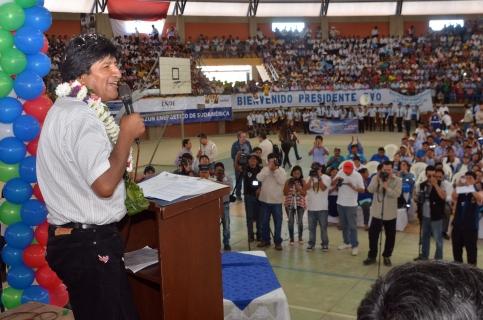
[271,22,305,33]
[429,19,464,31]
[200,65,252,84]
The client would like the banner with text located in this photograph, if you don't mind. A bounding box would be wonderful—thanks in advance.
[141,107,232,126]
[232,89,433,112]
[309,118,359,135]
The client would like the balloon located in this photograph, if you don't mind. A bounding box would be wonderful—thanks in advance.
[0,200,22,225]
[36,265,61,289]
[14,26,44,55]
[0,29,14,53]
[13,70,44,100]
[1,287,23,309]
[21,285,49,304]
[3,178,33,204]
[0,122,13,140]
[0,48,27,75]
[13,115,40,142]
[0,161,19,182]
[49,284,68,307]
[15,0,37,9]
[26,52,51,77]
[19,156,36,183]
[23,95,52,123]
[23,244,46,268]
[21,199,47,226]
[32,183,44,202]
[0,2,25,31]
[23,5,51,33]
[0,97,23,123]
[34,220,48,246]
[5,222,34,249]
[0,72,13,98]
[37,0,44,6]
[26,136,38,155]
[0,137,26,164]
[1,245,24,266]
[41,35,48,53]
[7,265,35,289]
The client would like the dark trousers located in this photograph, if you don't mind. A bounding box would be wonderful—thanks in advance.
[358,119,365,133]
[244,194,261,241]
[368,217,396,259]
[404,120,411,136]
[46,225,139,320]
[260,202,283,245]
[396,117,403,132]
[369,117,375,131]
[285,206,304,242]
[303,121,309,134]
[292,142,301,159]
[281,143,292,168]
[452,227,478,265]
[387,116,394,131]
[234,171,243,198]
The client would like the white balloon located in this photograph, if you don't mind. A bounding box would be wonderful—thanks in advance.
[359,94,370,106]
[0,122,13,140]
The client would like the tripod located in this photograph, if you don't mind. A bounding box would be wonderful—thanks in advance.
[377,188,386,277]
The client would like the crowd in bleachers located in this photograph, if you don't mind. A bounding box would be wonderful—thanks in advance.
[45,21,481,103]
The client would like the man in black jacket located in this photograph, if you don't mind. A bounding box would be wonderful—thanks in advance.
[243,154,262,242]
[415,166,446,260]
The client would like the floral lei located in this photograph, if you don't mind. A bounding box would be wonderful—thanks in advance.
[55,80,133,172]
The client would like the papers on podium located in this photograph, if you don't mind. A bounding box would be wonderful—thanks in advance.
[124,246,159,273]
[138,171,227,202]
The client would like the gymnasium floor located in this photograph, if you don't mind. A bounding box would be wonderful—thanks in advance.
[134,131,483,320]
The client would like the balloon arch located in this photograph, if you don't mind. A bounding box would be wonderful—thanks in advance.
[0,0,69,309]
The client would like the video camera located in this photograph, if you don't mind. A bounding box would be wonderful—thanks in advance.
[238,152,248,167]
[309,163,321,178]
[379,171,389,182]
[198,164,210,172]
[336,178,344,187]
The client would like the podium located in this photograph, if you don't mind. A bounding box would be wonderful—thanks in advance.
[119,187,229,320]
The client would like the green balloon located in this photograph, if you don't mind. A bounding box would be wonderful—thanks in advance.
[1,287,22,310]
[0,29,14,53]
[0,71,12,97]
[0,48,26,75]
[0,3,25,31]
[0,161,19,182]
[15,0,37,9]
[0,201,22,225]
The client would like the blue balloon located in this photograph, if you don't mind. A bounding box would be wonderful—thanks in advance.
[0,137,26,164]
[26,52,51,77]
[3,178,33,204]
[7,265,35,289]
[1,245,24,267]
[0,97,23,123]
[21,285,49,304]
[13,70,44,100]
[24,6,52,33]
[14,26,44,55]
[13,115,40,142]
[19,156,36,183]
[37,0,44,5]
[20,199,46,226]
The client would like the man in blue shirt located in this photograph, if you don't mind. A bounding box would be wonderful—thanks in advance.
[370,147,389,163]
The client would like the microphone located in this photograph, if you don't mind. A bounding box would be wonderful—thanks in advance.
[119,83,134,115]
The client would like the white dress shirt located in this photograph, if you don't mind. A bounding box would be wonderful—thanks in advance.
[37,97,126,225]
[200,140,217,163]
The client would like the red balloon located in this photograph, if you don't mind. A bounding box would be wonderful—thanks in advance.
[49,283,69,307]
[41,36,49,54]
[33,184,45,203]
[23,95,53,123]
[35,221,48,246]
[36,265,62,290]
[27,137,39,156]
[23,244,47,268]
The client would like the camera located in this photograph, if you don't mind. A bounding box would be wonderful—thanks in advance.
[379,171,389,182]
[180,158,188,166]
[198,164,210,172]
[238,153,248,167]
[309,169,319,178]
[336,178,344,187]
[272,157,279,166]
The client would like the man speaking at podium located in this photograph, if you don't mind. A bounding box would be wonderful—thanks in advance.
[37,34,144,319]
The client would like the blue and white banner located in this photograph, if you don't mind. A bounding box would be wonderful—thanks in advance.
[141,107,232,126]
[309,118,359,135]
[232,89,433,112]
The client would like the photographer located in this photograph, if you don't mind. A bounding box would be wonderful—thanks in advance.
[173,153,195,176]
[231,131,252,201]
[304,163,332,251]
[243,154,263,242]
[256,153,286,250]
[333,161,364,256]
[363,161,402,266]
[414,166,446,261]
[283,166,307,245]
[213,162,233,251]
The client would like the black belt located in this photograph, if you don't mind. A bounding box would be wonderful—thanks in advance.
[58,222,117,230]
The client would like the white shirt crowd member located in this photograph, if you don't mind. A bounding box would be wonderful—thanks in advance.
[335,169,364,207]
[200,140,217,163]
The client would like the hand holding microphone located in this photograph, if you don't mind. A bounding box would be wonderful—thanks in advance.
[119,84,145,143]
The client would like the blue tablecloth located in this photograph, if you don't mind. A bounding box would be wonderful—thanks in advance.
[222,252,281,311]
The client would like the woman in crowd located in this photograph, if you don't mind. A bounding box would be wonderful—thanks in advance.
[283,166,306,245]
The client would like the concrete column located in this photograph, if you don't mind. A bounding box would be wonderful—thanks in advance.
[389,15,404,37]
[248,17,257,38]
[95,13,113,38]
[320,16,329,40]
[176,15,185,42]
